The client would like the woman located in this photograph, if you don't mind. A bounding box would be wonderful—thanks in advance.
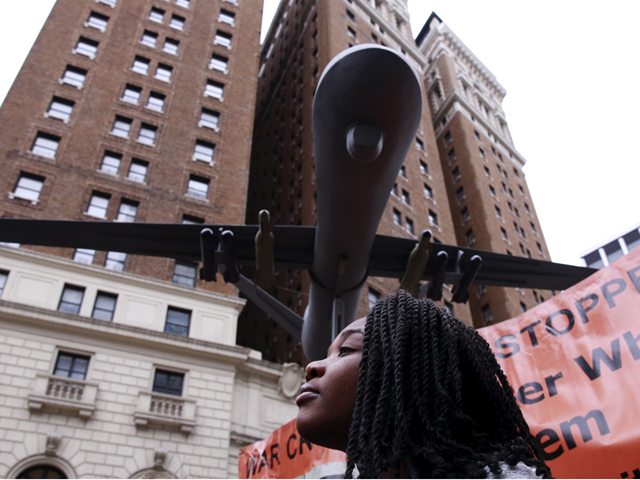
[296,290,552,478]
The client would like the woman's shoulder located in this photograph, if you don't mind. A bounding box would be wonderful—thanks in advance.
[486,462,544,479]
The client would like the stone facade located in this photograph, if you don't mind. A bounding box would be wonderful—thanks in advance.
[0,246,301,478]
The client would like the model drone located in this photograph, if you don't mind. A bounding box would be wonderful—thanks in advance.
[0,46,595,360]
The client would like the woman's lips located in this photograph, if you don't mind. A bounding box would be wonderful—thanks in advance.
[296,383,319,405]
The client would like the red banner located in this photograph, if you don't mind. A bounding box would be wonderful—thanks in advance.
[238,419,347,479]
[479,248,640,478]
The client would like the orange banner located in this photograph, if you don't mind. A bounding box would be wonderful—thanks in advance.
[238,419,347,479]
[479,248,640,478]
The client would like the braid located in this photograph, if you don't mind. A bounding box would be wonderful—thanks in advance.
[344,291,552,479]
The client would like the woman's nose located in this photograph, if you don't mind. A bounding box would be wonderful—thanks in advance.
[305,360,326,381]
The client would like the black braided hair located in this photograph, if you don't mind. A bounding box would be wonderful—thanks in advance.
[343,290,552,479]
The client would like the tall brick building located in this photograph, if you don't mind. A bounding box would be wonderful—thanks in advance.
[245,0,552,362]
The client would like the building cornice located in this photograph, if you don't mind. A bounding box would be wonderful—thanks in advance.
[420,22,506,99]
[432,89,527,168]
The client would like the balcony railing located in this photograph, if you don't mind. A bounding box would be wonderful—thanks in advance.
[28,375,98,418]
[134,391,196,433]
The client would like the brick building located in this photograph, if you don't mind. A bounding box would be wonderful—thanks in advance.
[245,0,552,362]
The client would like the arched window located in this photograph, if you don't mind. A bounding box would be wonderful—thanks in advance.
[17,465,67,479]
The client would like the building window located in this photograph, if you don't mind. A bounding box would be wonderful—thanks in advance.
[416,138,425,152]
[137,123,157,146]
[131,56,150,75]
[61,65,87,89]
[182,214,204,224]
[0,270,7,298]
[456,186,465,202]
[461,207,470,223]
[520,301,527,314]
[46,96,74,122]
[466,228,475,245]
[489,185,497,198]
[111,115,132,138]
[31,132,60,159]
[116,199,138,222]
[401,189,410,205]
[419,159,428,175]
[368,288,380,310]
[12,173,45,202]
[448,149,456,163]
[173,261,197,287]
[187,175,209,199]
[193,140,215,163]
[347,26,356,40]
[164,307,191,336]
[105,251,127,271]
[399,165,406,178]
[204,80,224,100]
[58,285,85,315]
[73,248,96,265]
[127,159,148,183]
[452,167,460,181]
[537,242,543,256]
[100,151,122,175]
[140,30,158,48]
[495,206,502,219]
[176,0,190,8]
[199,108,220,130]
[121,84,142,104]
[92,292,117,321]
[406,218,414,235]
[513,167,520,178]
[86,192,110,218]
[214,30,232,48]
[428,210,438,227]
[146,92,165,112]
[210,53,229,73]
[53,352,90,379]
[501,227,508,241]
[86,11,109,31]
[346,9,355,22]
[97,0,117,6]
[163,38,179,55]
[153,369,184,396]
[484,166,491,178]
[390,183,398,196]
[169,14,185,30]
[444,131,452,144]
[392,209,402,226]
[154,63,173,82]
[218,9,235,26]
[424,183,433,200]
[148,7,165,23]
[74,37,99,59]
[481,304,492,325]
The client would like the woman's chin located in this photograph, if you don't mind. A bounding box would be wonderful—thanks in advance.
[295,415,348,452]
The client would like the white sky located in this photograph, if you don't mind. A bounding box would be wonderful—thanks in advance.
[1,1,638,267]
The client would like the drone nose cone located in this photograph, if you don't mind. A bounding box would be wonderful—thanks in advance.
[346,124,383,162]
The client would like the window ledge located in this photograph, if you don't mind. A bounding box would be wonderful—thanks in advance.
[130,69,149,76]
[58,78,83,90]
[44,112,70,124]
[213,41,232,50]
[109,132,130,140]
[96,0,116,8]
[83,211,107,220]
[84,22,106,32]
[185,193,210,202]
[208,66,229,75]
[72,50,96,60]
[197,122,220,132]
[191,155,214,165]
[8,192,39,205]
[136,140,156,147]
[203,93,224,102]
[28,374,98,418]
[134,391,196,434]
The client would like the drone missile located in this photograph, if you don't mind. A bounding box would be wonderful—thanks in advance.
[302,45,423,360]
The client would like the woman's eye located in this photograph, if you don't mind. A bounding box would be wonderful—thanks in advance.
[338,346,352,356]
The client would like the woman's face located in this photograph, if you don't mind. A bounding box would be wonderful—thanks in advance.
[295,317,366,451]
